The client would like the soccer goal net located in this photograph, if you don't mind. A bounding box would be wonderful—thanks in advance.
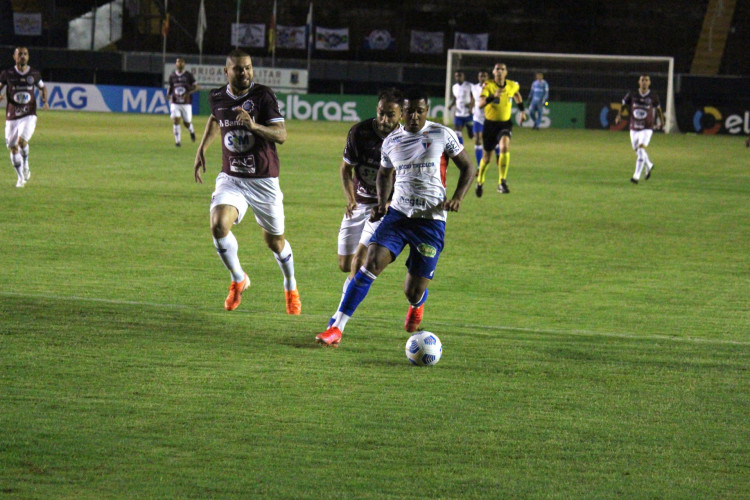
[446,49,677,133]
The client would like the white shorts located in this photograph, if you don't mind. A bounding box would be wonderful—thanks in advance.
[5,115,37,148]
[210,172,285,235]
[630,129,653,150]
[337,202,380,256]
[170,103,193,123]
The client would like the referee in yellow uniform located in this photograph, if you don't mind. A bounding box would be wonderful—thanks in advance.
[476,62,527,196]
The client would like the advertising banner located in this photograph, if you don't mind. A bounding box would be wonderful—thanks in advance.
[163,63,308,94]
[16,82,197,115]
[680,106,750,135]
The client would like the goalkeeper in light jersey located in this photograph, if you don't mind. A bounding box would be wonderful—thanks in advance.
[476,62,527,196]
[527,72,549,130]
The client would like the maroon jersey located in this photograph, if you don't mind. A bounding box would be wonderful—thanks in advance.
[0,66,43,120]
[168,70,196,105]
[343,118,387,204]
[209,83,284,178]
[622,90,661,131]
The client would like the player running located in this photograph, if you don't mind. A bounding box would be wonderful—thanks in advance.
[316,87,476,348]
[448,71,474,145]
[0,47,48,188]
[329,88,404,326]
[194,50,301,314]
[476,62,527,196]
[470,70,489,167]
[167,57,198,147]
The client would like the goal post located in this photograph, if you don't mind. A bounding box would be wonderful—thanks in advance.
[445,49,678,133]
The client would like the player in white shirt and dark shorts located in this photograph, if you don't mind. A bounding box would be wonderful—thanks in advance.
[470,70,489,167]
[329,88,404,326]
[448,71,474,146]
[0,47,48,188]
[316,87,476,347]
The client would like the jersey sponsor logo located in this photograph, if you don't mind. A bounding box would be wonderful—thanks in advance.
[174,87,186,96]
[12,91,32,104]
[224,129,256,153]
[229,155,256,174]
[633,108,648,120]
[398,196,428,208]
[417,243,437,258]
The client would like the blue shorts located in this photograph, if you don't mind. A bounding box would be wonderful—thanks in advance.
[370,209,445,279]
[473,121,484,135]
[454,115,473,131]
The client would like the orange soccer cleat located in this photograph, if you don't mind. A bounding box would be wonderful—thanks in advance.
[404,303,424,332]
[224,274,250,311]
[315,326,342,347]
[285,289,301,315]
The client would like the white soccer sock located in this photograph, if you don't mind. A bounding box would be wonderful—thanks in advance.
[21,145,29,167]
[274,240,297,291]
[641,148,653,168]
[173,124,181,143]
[10,152,23,180]
[188,123,195,133]
[333,311,351,331]
[634,149,646,180]
[213,232,245,282]
[333,276,352,317]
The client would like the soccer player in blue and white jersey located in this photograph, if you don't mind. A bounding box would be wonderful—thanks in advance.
[470,70,489,167]
[316,87,476,348]
[527,72,549,130]
[448,71,474,145]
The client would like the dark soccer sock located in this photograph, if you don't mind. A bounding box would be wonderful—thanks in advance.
[339,267,376,316]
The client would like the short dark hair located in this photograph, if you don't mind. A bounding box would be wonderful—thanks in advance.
[227,49,250,61]
[377,87,404,108]
[403,87,428,104]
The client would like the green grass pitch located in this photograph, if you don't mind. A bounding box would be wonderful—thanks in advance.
[1,111,748,498]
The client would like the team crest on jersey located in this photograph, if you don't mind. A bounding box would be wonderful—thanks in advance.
[242,100,254,113]
[421,133,432,152]
[27,76,34,84]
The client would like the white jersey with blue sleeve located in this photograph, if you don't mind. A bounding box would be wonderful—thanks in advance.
[451,81,473,118]
[380,121,464,221]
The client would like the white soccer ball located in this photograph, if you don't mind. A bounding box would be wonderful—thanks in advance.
[405,331,442,366]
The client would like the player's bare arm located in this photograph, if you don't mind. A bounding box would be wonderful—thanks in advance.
[40,86,48,111]
[340,160,358,218]
[656,108,665,130]
[234,108,287,144]
[370,167,394,222]
[615,104,626,125]
[514,93,527,122]
[442,150,476,212]
[194,115,220,183]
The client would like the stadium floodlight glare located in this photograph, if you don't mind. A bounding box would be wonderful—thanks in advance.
[446,49,677,133]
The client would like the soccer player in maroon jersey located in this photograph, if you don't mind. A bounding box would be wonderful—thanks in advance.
[167,57,198,147]
[0,47,48,187]
[328,88,403,326]
[615,74,665,184]
[193,50,301,314]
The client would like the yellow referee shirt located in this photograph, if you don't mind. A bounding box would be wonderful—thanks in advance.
[481,79,520,122]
